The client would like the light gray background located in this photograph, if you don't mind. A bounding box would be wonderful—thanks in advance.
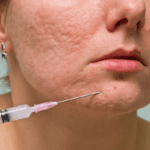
[0,51,149,122]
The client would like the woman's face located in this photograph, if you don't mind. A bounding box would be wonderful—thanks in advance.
[4,0,150,113]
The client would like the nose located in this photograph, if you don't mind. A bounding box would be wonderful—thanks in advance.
[106,0,146,31]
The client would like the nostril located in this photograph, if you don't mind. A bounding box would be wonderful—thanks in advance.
[137,21,141,29]
[116,18,128,28]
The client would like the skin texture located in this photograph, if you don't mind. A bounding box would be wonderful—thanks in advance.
[0,0,150,150]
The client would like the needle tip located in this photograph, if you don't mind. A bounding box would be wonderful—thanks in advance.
[95,92,101,94]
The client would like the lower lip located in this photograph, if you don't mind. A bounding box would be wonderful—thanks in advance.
[93,59,143,72]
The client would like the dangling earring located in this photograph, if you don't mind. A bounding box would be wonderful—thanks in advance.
[1,43,8,59]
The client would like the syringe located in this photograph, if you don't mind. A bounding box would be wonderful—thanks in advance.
[0,92,100,124]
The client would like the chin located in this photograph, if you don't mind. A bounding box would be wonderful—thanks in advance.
[74,92,146,114]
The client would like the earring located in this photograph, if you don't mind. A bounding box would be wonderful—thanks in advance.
[1,43,8,59]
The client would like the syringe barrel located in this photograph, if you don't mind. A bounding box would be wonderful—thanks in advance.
[0,104,34,124]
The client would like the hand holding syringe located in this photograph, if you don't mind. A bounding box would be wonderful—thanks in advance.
[0,92,100,124]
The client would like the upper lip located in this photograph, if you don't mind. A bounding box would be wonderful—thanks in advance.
[92,49,146,66]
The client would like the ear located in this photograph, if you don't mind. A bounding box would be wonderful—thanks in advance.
[0,1,12,53]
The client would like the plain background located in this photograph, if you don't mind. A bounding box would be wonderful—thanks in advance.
[0,51,149,122]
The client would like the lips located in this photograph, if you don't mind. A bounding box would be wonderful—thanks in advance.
[92,49,146,66]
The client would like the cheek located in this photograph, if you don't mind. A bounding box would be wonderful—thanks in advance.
[6,0,103,70]
[144,0,150,33]
[26,3,99,49]
[143,15,150,34]
[6,1,106,100]
[6,3,98,73]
